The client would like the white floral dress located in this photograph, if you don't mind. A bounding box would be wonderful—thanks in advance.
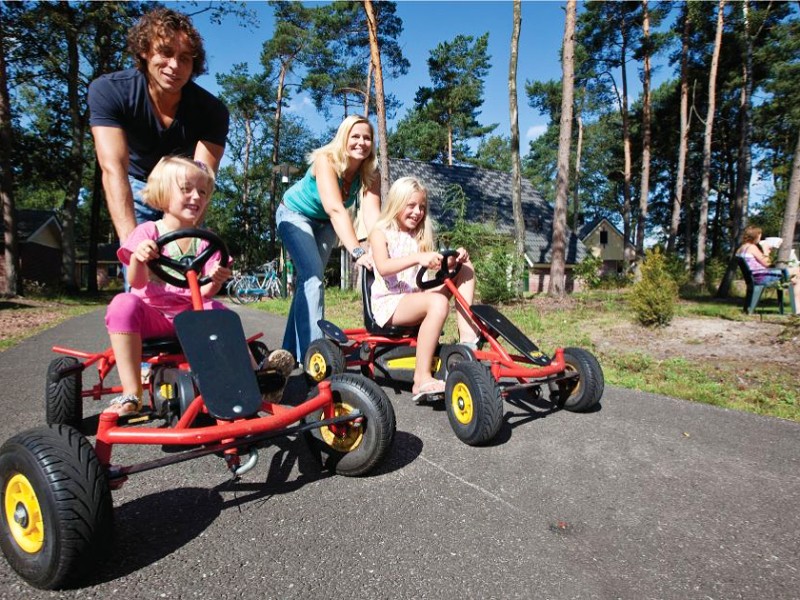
[370,228,420,327]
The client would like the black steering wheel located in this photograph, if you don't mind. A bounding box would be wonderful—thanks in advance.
[147,228,230,288]
[416,249,463,290]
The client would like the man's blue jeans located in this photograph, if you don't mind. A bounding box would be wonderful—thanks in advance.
[276,202,337,361]
[122,176,163,290]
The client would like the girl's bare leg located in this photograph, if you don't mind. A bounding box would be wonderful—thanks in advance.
[451,260,480,343]
[106,332,143,414]
[390,291,449,392]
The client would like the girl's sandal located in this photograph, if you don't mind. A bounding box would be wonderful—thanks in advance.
[411,379,446,402]
[105,393,142,417]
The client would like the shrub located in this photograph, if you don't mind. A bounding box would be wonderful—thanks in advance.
[628,248,678,327]
[573,254,603,289]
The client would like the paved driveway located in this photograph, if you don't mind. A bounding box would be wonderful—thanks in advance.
[0,304,798,599]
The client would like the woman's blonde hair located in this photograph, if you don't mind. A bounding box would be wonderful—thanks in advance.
[141,156,215,211]
[309,115,377,196]
[373,176,435,252]
[742,225,762,244]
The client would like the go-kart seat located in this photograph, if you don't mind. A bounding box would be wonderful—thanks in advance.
[361,267,420,337]
[141,336,183,356]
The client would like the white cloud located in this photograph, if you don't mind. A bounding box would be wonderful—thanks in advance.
[284,95,314,114]
[526,124,548,141]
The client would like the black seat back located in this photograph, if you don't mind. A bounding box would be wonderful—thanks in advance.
[361,267,420,337]
[737,256,756,290]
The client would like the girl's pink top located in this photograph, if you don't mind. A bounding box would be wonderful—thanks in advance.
[118,221,227,320]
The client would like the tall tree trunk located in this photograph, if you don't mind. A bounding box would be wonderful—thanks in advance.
[60,2,84,292]
[636,0,652,256]
[571,111,583,233]
[509,0,524,294]
[269,65,288,258]
[693,0,725,285]
[0,13,19,296]
[718,0,753,297]
[549,0,576,297]
[668,4,691,257]
[363,0,390,201]
[777,129,800,268]
[620,25,633,269]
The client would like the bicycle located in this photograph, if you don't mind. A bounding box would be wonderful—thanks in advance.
[226,260,283,304]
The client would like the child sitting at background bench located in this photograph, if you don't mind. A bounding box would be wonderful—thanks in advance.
[368,176,480,401]
[736,225,800,315]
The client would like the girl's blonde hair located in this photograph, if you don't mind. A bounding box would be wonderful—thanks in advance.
[373,176,435,252]
[309,115,377,196]
[141,156,215,211]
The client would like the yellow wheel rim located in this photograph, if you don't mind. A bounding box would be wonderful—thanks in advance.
[320,403,363,452]
[306,353,328,383]
[4,473,44,554]
[563,362,582,397]
[451,382,474,425]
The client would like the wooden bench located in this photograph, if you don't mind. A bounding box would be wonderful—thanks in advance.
[737,256,796,315]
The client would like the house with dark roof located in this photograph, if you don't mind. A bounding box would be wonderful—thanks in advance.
[578,216,632,275]
[0,209,62,291]
[387,158,587,292]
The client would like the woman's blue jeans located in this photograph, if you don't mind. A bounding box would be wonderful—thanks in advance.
[276,202,337,361]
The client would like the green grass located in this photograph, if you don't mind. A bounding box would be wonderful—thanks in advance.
[250,287,800,423]
[0,294,108,352]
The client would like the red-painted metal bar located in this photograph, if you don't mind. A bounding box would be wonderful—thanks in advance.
[95,381,333,461]
[187,270,203,310]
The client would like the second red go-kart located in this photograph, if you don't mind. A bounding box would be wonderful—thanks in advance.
[303,250,604,447]
[0,229,395,590]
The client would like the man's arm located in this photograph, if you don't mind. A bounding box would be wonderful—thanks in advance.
[194,140,225,175]
[92,125,137,242]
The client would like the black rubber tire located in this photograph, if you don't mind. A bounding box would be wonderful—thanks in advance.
[444,362,504,446]
[303,338,346,384]
[557,347,605,412]
[302,374,395,476]
[435,344,475,380]
[0,425,113,590]
[45,357,82,429]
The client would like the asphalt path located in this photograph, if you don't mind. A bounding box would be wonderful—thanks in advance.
[0,303,798,599]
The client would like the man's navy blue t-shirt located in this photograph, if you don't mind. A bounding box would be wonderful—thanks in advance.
[88,68,230,181]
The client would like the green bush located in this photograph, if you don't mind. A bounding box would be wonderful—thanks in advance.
[473,244,523,303]
[704,257,727,294]
[573,254,603,289]
[628,248,678,327]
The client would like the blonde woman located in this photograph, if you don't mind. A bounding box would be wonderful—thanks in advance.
[369,177,479,400]
[276,115,381,361]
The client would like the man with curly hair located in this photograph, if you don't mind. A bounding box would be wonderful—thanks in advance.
[88,8,229,243]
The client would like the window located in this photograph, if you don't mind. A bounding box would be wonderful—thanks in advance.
[600,230,608,246]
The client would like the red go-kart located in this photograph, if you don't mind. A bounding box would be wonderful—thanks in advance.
[0,229,395,590]
[303,251,603,446]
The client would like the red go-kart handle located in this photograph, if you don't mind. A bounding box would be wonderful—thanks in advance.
[147,228,230,288]
[416,249,462,290]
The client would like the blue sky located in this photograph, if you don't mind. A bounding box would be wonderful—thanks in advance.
[178,0,572,144]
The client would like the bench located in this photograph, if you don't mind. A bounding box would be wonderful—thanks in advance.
[737,256,796,315]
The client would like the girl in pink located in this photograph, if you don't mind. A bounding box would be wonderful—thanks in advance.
[369,176,480,401]
[105,156,292,415]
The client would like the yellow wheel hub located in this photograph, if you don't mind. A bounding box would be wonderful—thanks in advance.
[320,403,363,452]
[4,473,44,554]
[563,363,581,397]
[306,353,327,383]
[451,382,474,425]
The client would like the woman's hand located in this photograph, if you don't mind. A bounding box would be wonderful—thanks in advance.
[355,252,374,271]
[455,247,470,263]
